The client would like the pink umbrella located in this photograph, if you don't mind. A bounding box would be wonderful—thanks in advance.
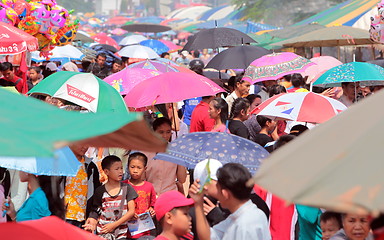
[111,28,127,35]
[104,68,162,95]
[303,56,343,83]
[91,32,120,50]
[243,52,315,84]
[159,39,182,52]
[124,72,225,108]
[128,59,179,72]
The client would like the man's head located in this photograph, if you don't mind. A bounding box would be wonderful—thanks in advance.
[95,53,107,67]
[341,82,360,101]
[161,52,170,59]
[0,62,14,81]
[236,76,251,96]
[111,59,123,73]
[101,155,123,182]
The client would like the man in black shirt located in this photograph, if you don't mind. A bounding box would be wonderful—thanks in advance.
[86,53,110,79]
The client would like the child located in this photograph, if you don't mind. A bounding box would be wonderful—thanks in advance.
[123,152,156,238]
[320,211,342,240]
[153,190,194,240]
[84,155,138,240]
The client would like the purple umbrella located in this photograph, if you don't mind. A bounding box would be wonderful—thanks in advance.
[128,59,179,73]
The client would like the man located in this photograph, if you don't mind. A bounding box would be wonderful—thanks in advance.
[108,59,123,76]
[225,76,251,113]
[338,82,360,107]
[86,53,110,79]
[176,50,191,66]
[0,62,23,93]
[189,96,215,133]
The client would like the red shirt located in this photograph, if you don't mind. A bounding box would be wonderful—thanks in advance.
[189,101,215,132]
[154,236,171,240]
[0,75,23,93]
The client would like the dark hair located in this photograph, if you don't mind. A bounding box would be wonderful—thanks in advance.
[320,211,342,229]
[245,94,261,104]
[269,84,287,98]
[189,59,204,75]
[160,52,170,58]
[38,175,65,219]
[274,135,296,150]
[217,163,253,200]
[29,66,42,74]
[101,155,121,170]
[128,152,148,167]
[0,62,13,71]
[113,59,122,65]
[192,50,200,58]
[256,115,272,128]
[96,53,107,59]
[230,98,250,119]
[291,73,304,88]
[234,73,245,89]
[152,117,172,131]
[211,97,228,124]
[289,124,309,136]
[282,74,291,82]
[155,104,169,119]
[341,82,355,88]
[228,76,236,89]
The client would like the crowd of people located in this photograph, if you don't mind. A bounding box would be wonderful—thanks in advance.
[1,45,384,240]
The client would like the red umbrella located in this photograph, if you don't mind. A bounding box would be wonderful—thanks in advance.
[0,216,103,240]
[0,22,38,54]
[91,32,120,50]
[105,16,131,25]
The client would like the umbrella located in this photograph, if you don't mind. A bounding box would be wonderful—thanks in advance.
[205,45,272,70]
[128,59,178,72]
[155,132,269,174]
[118,45,160,59]
[111,28,127,35]
[0,87,167,158]
[119,34,147,46]
[177,32,192,40]
[74,30,94,43]
[182,27,256,51]
[0,21,38,54]
[121,23,171,33]
[268,23,326,40]
[91,32,119,50]
[90,43,119,53]
[106,16,131,25]
[203,70,231,80]
[31,45,85,62]
[303,56,343,83]
[0,216,103,240]
[139,39,169,55]
[251,92,347,123]
[313,62,384,87]
[367,59,384,68]
[159,40,181,52]
[28,72,127,113]
[124,72,225,108]
[104,68,162,95]
[252,89,384,214]
[0,147,80,176]
[243,52,315,84]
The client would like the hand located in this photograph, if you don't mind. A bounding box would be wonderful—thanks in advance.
[2,197,16,220]
[132,213,138,220]
[100,222,117,234]
[82,218,97,232]
[203,197,217,215]
[188,180,204,205]
[321,88,336,98]
[148,207,156,217]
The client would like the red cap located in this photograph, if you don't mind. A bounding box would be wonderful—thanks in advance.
[154,190,194,221]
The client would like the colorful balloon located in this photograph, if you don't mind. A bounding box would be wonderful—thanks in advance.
[0,3,18,25]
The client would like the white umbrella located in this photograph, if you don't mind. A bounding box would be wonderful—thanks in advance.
[119,34,147,46]
[118,45,160,59]
[31,45,84,62]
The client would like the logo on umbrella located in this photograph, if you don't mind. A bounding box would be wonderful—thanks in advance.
[66,84,95,103]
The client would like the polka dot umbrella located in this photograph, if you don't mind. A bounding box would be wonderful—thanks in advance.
[154,132,269,174]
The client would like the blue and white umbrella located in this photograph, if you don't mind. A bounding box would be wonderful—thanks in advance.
[155,132,269,174]
[31,45,84,63]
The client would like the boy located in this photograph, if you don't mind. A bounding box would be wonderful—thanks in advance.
[154,190,194,240]
[123,152,156,238]
[189,163,271,240]
[320,211,342,240]
[84,155,138,240]
[254,115,276,151]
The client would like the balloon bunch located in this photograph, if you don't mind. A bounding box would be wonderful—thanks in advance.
[0,0,79,56]
[370,0,384,44]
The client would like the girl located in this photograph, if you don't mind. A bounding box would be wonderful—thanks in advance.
[209,97,229,133]
[228,98,251,139]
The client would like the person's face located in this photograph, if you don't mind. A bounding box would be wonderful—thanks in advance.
[204,180,219,198]
[240,107,250,121]
[69,144,88,158]
[96,56,106,67]
[1,69,14,81]
[321,218,341,240]
[342,83,360,101]
[342,214,371,240]
[105,161,124,181]
[237,81,251,96]
[29,69,39,81]
[250,97,262,111]
[360,87,371,97]
[208,101,220,121]
[19,171,29,182]
[267,119,277,131]
[262,80,277,88]
[169,207,192,236]
[202,49,208,55]
[128,159,145,180]
[112,63,122,73]
[155,123,172,142]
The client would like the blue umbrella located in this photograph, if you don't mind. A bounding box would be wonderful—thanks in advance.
[0,147,80,176]
[140,39,170,55]
[155,132,269,174]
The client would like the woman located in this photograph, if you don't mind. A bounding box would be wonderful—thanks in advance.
[3,172,64,221]
[27,66,43,90]
[209,97,229,133]
[228,98,251,139]
[330,213,373,240]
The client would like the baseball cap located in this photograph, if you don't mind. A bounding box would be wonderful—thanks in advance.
[154,190,194,221]
[189,59,204,69]
[181,50,189,56]
[193,159,223,181]
[46,62,58,71]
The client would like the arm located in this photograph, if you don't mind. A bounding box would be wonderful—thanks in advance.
[176,165,187,184]
[100,200,135,233]
[83,187,103,231]
[189,181,211,240]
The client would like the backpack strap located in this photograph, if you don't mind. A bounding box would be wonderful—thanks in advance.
[14,78,22,86]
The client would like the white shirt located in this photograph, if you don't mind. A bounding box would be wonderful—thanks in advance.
[225,91,239,114]
[210,200,271,240]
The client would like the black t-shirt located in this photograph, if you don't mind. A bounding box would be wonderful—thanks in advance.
[228,120,250,139]
[253,133,273,149]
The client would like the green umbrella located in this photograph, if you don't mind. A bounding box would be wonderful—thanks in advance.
[314,62,384,87]
[29,71,127,113]
[249,33,285,50]
[1,87,166,158]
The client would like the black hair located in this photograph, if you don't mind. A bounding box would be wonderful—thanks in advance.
[128,152,148,167]
[217,163,253,200]
[291,73,304,88]
[38,175,65,219]
[341,82,355,88]
[0,62,13,71]
[155,104,169,119]
[245,94,261,105]
[113,59,123,65]
[193,50,200,58]
[228,76,236,89]
[256,115,272,128]
[96,53,107,59]
[230,98,250,119]
[289,124,309,136]
[160,52,170,58]
[320,211,342,229]
[29,66,42,74]
[269,84,287,98]
[152,117,172,131]
[282,74,291,82]
[121,56,129,64]
[101,155,122,170]
[234,73,245,89]
[274,135,296,150]
[211,97,228,124]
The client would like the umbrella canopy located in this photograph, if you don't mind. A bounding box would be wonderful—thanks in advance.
[119,34,147,46]
[106,16,131,25]
[252,89,384,214]
[111,28,127,35]
[91,32,119,50]
[90,43,119,53]
[203,70,231,80]
[274,26,373,47]
[74,30,94,43]
[0,22,38,54]
[0,87,167,158]
[28,72,127,113]
[182,27,256,51]
[313,62,384,87]
[155,132,269,174]
[104,68,162,95]
[118,45,160,59]
[205,45,272,70]
[159,40,181,52]
[128,59,178,72]
[31,45,84,62]
[304,56,343,83]
[251,92,347,123]
[243,52,315,84]
[121,23,171,33]
[268,23,326,39]
[124,72,224,108]
[139,39,169,55]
